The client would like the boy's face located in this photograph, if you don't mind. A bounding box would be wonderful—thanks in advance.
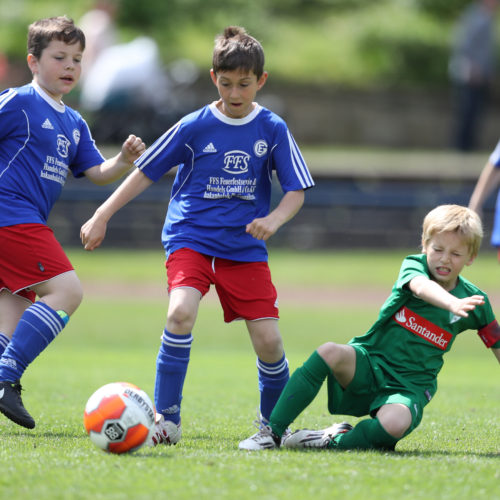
[210,68,267,119]
[27,39,83,102]
[423,230,475,291]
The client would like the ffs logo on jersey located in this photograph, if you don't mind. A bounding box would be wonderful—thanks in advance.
[223,150,250,174]
[56,134,70,158]
[221,140,268,174]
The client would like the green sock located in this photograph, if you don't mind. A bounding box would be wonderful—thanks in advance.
[331,417,399,451]
[269,350,331,438]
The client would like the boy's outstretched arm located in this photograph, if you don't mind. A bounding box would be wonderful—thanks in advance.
[246,189,304,241]
[84,134,146,185]
[469,159,500,217]
[80,169,153,251]
[409,275,484,318]
[493,348,500,363]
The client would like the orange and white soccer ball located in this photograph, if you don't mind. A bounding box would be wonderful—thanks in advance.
[83,382,155,454]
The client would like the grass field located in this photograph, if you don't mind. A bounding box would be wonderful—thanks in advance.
[0,248,498,500]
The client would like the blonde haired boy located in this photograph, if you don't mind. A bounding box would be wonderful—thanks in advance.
[256,205,500,450]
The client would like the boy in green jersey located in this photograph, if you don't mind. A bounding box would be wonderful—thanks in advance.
[247,205,500,451]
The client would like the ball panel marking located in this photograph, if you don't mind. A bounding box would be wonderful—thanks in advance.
[83,382,155,454]
[83,394,127,433]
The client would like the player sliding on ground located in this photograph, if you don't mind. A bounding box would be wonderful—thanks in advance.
[80,26,314,450]
[251,205,500,451]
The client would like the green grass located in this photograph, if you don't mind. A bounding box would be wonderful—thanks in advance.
[1,249,499,500]
[67,246,500,289]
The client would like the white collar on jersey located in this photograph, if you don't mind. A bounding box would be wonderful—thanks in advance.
[31,80,66,113]
[209,101,262,125]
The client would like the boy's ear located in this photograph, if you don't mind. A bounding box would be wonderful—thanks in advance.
[27,53,38,74]
[466,253,477,266]
[210,68,217,86]
[257,71,268,90]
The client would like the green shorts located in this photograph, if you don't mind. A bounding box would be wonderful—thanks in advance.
[327,345,430,437]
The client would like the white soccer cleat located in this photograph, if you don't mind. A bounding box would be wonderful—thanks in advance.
[238,424,281,450]
[282,422,353,449]
[147,413,182,446]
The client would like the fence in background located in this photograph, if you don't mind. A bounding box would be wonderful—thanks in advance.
[50,150,497,252]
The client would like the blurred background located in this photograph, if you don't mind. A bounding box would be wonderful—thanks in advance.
[2,0,500,252]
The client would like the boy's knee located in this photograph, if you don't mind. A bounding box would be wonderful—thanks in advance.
[167,303,196,333]
[255,333,284,361]
[377,404,412,439]
[71,284,84,308]
[317,342,351,367]
[317,342,336,359]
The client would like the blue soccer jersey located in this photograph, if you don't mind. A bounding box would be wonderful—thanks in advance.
[0,82,105,227]
[136,102,314,261]
[488,140,500,246]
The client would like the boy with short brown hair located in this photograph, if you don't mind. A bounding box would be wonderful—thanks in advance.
[0,16,145,429]
[80,26,314,450]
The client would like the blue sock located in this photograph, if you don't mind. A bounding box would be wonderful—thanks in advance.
[257,354,289,423]
[0,302,67,381]
[154,329,192,425]
[0,332,10,357]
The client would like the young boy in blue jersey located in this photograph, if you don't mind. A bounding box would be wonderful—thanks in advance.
[80,26,315,450]
[0,16,145,429]
[250,205,500,451]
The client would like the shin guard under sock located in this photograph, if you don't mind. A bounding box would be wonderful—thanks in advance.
[0,302,66,381]
[257,355,289,423]
[333,417,399,450]
[154,329,192,424]
[269,350,331,437]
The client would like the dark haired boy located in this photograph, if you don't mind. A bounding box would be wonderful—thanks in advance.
[81,26,315,449]
[0,16,145,429]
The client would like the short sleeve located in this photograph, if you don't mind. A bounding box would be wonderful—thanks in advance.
[488,140,500,167]
[70,117,105,177]
[272,124,314,192]
[395,254,429,291]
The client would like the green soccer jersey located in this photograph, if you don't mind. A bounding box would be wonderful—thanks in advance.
[349,254,499,397]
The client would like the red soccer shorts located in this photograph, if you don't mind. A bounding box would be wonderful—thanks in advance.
[0,223,74,303]
[166,247,279,323]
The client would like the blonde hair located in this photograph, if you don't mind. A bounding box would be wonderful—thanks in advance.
[421,204,483,257]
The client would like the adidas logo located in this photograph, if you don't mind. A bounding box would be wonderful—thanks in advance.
[203,142,217,153]
[42,118,54,130]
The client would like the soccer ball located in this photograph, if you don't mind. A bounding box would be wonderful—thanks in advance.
[83,382,155,454]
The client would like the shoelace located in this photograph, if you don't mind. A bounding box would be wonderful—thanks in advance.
[250,425,273,441]
[11,382,24,401]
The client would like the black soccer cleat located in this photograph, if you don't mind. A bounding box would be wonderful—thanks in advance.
[0,380,36,429]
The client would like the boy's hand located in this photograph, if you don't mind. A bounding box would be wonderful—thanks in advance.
[450,295,485,318]
[80,215,107,251]
[246,214,280,241]
[246,190,304,240]
[120,134,146,164]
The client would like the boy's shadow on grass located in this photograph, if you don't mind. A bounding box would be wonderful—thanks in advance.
[396,449,499,459]
[285,447,499,459]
